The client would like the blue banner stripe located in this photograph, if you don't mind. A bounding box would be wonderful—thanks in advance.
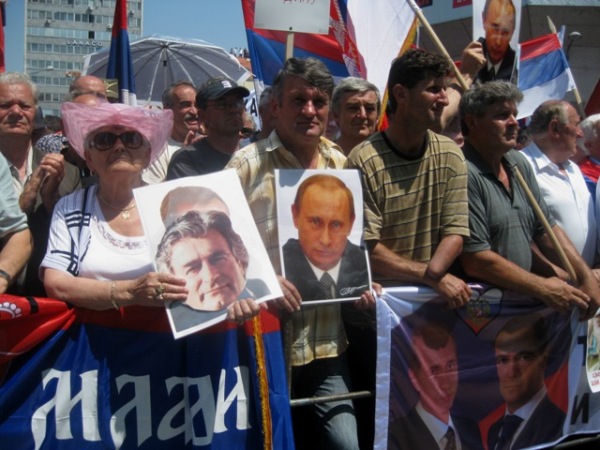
[519,50,567,91]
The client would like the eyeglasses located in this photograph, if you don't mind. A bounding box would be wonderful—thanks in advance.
[90,131,144,151]
[206,98,245,111]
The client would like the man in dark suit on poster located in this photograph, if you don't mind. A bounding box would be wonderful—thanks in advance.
[476,0,517,84]
[488,314,566,450]
[282,174,369,301]
[388,322,483,450]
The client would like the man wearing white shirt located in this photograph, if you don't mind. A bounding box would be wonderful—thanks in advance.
[488,314,565,450]
[521,100,598,269]
[143,81,200,184]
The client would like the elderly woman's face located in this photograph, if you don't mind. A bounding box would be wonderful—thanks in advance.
[84,125,151,176]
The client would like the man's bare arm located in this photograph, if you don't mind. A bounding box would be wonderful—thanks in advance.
[371,241,471,307]
[460,249,590,316]
[0,228,33,294]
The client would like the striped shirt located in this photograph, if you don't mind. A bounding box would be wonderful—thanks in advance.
[346,130,469,273]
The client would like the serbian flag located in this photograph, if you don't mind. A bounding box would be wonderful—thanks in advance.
[0,0,6,73]
[242,0,350,88]
[106,0,136,105]
[517,33,576,119]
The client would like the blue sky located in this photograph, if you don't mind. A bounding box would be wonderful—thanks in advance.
[4,0,249,72]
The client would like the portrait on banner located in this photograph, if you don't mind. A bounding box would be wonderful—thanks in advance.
[276,169,371,304]
[379,286,571,450]
[135,169,282,338]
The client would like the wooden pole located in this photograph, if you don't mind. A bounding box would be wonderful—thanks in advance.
[407,0,578,283]
[285,31,294,60]
[513,167,578,283]
[406,0,469,91]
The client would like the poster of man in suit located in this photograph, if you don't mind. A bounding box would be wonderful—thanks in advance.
[473,0,521,84]
[276,169,371,303]
[135,170,282,338]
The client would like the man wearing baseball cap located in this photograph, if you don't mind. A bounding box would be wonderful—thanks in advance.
[166,77,249,179]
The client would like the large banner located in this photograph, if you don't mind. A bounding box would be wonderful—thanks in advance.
[0,295,294,449]
[376,285,600,450]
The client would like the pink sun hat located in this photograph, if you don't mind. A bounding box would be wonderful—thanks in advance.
[61,102,173,164]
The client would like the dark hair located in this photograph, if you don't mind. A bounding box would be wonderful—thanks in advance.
[459,80,522,135]
[494,313,550,355]
[156,210,249,273]
[293,174,355,220]
[407,323,455,371]
[272,57,334,104]
[162,81,196,109]
[386,49,450,113]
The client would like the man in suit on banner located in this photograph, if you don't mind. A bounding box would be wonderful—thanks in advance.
[282,174,369,301]
[488,314,565,450]
[389,322,483,450]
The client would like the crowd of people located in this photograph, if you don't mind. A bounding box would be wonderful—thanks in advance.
[1,18,600,448]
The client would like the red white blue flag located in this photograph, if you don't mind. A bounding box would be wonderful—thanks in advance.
[0,295,294,449]
[517,33,575,119]
[107,0,136,105]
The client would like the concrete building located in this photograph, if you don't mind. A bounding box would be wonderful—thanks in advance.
[24,0,143,116]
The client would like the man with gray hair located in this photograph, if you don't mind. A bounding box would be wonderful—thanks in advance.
[520,100,597,270]
[0,72,80,296]
[578,113,600,193]
[331,77,380,154]
[227,57,361,450]
[459,81,600,319]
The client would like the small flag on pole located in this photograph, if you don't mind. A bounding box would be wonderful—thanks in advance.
[106,0,136,105]
[517,33,575,119]
[0,0,7,73]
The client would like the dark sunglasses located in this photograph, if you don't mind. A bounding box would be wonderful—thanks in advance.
[90,131,144,151]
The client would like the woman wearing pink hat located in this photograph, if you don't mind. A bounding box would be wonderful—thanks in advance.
[40,102,261,323]
[38,102,190,311]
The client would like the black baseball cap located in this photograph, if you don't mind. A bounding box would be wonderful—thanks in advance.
[196,77,250,107]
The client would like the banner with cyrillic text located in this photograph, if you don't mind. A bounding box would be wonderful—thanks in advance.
[375,285,600,450]
[0,295,294,449]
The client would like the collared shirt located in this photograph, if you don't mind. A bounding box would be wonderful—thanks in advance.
[226,131,348,366]
[6,145,34,196]
[415,402,462,450]
[0,153,28,238]
[462,143,555,271]
[143,137,187,184]
[501,386,547,450]
[306,257,342,288]
[521,142,597,265]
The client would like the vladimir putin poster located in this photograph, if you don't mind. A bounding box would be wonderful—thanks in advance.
[276,169,371,303]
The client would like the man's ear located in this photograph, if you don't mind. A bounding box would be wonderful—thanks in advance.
[392,83,407,106]
[464,113,476,133]
[549,119,561,138]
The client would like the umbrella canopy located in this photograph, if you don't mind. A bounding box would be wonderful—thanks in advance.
[83,35,252,105]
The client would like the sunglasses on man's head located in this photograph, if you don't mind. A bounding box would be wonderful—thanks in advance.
[90,131,144,151]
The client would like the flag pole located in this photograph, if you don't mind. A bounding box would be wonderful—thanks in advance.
[406,0,469,91]
[407,0,578,284]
